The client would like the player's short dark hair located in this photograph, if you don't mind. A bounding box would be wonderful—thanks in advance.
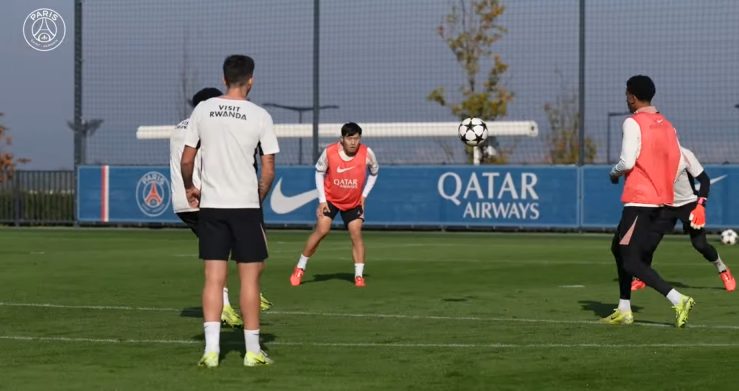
[191,87,222,108]
[626,75,656,102]
[341,122,362,137]
[223,55,255,87]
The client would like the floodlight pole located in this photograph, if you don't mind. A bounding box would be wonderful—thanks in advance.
[312,0,320,163]
[74,0,82,166]
[577,0,585,166]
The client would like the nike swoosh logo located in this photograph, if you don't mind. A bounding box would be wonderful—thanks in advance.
[269,178,318,214]
[710,175,727,185]
[337,166,355,173]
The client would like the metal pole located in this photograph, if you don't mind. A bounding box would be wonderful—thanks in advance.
[577,0,585,166]
[74,0,82,166]
[73,0,82,227]
[312,0,320,163]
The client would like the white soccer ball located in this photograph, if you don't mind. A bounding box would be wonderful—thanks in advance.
[458,117,488,146]
[721,229,738,245]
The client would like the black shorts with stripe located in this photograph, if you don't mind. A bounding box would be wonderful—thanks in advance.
[198,208,268,262]
[324,201,364,227]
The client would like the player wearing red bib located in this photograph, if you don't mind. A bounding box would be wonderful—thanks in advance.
[290,122,379,287]
[603,75,695,328]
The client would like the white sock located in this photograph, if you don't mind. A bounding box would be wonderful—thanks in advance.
[222,287,231,307]
[713,257,727,273]
[354,263,364,277]
[297,254,309,270]
[618,299,631,313]
[203,321,221,354]
[666,289,683,306]
[244,329,261,354]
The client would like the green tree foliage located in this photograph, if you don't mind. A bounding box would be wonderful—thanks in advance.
[543,82,596,164]
[428,0,513,163]
[0,113,30,183]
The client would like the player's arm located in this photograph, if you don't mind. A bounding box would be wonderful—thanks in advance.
[257,111,280,202]
[361,147,380,208]
[314,149,329,215]
[258,154,275,202]
[609,118,641,183]
[181,107,202,207]
[683,148,709,229]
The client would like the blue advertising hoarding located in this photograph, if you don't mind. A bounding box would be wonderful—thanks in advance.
[77,164,738,229]
[580,165,739,229]
[263,166,579,227]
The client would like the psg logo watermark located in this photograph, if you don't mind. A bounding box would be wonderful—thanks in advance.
[136,171,171,217]
[23,8,66,52]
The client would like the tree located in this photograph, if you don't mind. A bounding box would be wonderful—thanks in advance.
[428,0,513,164]
[544,76,596,164]
[0,113,30,183]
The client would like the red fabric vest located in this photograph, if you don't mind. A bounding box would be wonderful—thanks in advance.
[621,112,680,205]
[324,143,368,210]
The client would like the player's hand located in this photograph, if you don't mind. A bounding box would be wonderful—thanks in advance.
[609,174,619,184]
[689,203,706,229]
[317,202,329,218]
[185,186,200,208]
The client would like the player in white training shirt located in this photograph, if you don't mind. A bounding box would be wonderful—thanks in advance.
[631,147,735,292]
[182,55,279,368]
[170,88,272,330]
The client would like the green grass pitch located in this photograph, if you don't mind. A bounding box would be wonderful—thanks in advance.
[1,228,738,390]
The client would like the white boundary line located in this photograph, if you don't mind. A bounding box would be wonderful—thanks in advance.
[2,335,738,349]
[2,301,739,330]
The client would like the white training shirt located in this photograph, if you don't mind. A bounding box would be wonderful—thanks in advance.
[183,97,279,208]
[672,147,704,207]
[170,118,201,213]
[314,144,379,203]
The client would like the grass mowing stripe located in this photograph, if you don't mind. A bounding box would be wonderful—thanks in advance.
[2,335,739,349]
[3,301,738,330]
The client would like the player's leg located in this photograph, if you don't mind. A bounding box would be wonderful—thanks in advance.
[632,208,676,291]
[290,203,337,286]
[254,206,272,310]
[197,208,231,367]
[257,261,273,310]
[618,207,695,327]
[343,205,366,287]
[178,211,242,326]
[602,220,635,324]
[231,209,272,366]
[199,260,227,368]
[238,261,272,366]
[681,204,736,291]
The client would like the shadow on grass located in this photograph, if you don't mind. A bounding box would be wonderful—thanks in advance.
[189,328,277,363]
[610,277,722,291]
[579,300,644,317]
[303,272,367,285]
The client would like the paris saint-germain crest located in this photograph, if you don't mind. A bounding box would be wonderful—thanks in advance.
[136,171,171,217]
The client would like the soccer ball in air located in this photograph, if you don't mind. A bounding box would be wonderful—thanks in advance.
[720,229,737,245]
[458,117,488,146]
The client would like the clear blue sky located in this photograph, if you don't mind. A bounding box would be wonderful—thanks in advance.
[2,0,738,168]
[1,0,74,169]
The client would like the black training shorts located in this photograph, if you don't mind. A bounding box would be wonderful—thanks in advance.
[323,201,364,227]
[198,208,268,262]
